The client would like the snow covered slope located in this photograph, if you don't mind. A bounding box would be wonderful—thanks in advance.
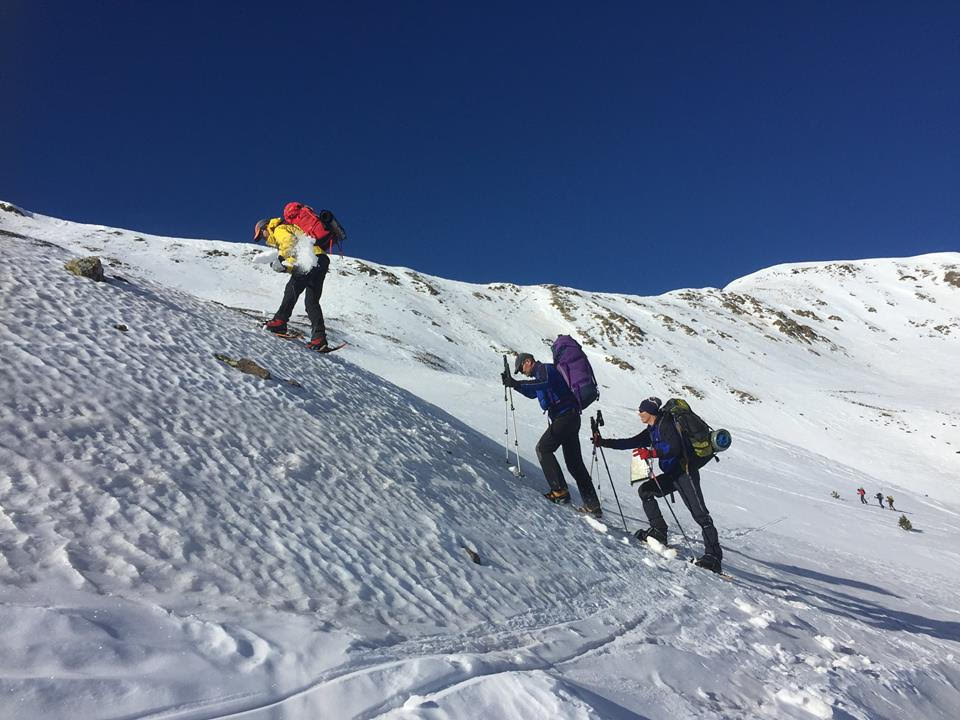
[1,201,960,719]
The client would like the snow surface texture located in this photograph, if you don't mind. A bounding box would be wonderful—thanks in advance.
[1,201,959,719]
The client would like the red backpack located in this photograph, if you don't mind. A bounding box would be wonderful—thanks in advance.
[282,202,346,253]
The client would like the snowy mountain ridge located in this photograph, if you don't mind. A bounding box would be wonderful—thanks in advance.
[4,201,958,500]
[1,201,959,719]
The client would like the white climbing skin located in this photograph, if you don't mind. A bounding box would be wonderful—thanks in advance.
[0,201,958,719]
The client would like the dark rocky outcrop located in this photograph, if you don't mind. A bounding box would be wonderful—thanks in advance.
[64,256,105,282]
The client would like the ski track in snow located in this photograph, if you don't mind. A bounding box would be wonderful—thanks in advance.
[1,205,959,719]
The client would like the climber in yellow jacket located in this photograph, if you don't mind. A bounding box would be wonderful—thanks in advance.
[253,217,331,351]
[260,217,324,271]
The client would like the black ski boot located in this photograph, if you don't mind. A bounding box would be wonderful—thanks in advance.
[693,554,722,574]
[634,527,668,545]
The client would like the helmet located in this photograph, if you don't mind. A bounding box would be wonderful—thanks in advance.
[253,218,270,241]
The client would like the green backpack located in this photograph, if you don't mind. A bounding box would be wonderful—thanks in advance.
[661,398,732,461]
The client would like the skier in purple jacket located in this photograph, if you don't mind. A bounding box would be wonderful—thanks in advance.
[503,352,601,515]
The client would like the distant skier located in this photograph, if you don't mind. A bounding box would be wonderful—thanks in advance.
[594,397,723,573]
[886,495,896,510]
[502,352,601,516]
[857,487,867,504]
[875,492,884,508]
[253,206,339,352]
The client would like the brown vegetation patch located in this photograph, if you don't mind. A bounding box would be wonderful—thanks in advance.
[656,314,698,336]
[407,272,442,298]
[354,261,380,276]
[730,388,760,404]
[605,355,635,371]
[682,385,705,400]
[0,202,27,216]
[353,261,399,284]
[772,312,827,344]
[658,364,681,378]
[719,292,771,318]
[545,284,580,324]
[792,263,859,277]
[414,351,446,370]
[594,308,647,345]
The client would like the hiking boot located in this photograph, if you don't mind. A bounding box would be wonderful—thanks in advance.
[634,527,668,545]
[575,505,603,518]
[306,337,329,352]
[544,488,571,505]
[265,318,288,334]
[693,554,722,574]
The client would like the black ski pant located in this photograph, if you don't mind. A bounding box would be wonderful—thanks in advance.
[860,495,867,504]
[637,465,722,560]
[535,412,599,509]
[273,254,330,341]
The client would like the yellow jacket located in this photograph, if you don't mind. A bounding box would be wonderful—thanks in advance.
[264,217,324,270]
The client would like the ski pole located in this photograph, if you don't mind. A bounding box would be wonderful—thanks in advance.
[588,418,600,503]
[504,356,524,477]
[644,457,694,555]
[594,411,627,532]
[502,356,511,466]
[738,515,787,539]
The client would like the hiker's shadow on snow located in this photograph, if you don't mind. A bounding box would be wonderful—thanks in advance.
[728,549,960,644]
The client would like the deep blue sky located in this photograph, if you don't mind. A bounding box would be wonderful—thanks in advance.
[2,2,957,294]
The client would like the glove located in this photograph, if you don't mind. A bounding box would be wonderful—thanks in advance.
[591,433,604,447]
[270,257,287,273]
[501,371,518,388]
[632,447,657,460]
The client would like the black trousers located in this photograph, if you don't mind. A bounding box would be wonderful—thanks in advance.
[274,254,330,341]
[637,464,722,560]
[536,413,599,509]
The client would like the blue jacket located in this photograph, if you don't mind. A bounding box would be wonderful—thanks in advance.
[603,414,686,474]
[513,362,578,420]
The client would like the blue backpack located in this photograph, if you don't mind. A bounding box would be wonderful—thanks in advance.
[551,335,599,410]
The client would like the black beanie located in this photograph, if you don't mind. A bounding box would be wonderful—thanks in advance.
[639,397,662,415]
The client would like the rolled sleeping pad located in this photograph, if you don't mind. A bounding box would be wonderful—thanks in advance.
[711,429,732,453]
